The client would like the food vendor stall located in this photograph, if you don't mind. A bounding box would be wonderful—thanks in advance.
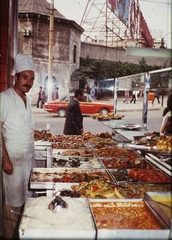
[98,118,171,178]
[18,128,172,239]
[19,67,171,239]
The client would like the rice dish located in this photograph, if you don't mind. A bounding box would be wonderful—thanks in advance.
[20,196,94,230]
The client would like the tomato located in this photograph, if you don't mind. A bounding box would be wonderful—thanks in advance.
[61,176,70,182]
[92,185,99,191]
[129,169,138,179]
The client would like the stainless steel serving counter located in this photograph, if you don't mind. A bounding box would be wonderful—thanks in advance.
[99,119,172,178]
[99,119,143,142]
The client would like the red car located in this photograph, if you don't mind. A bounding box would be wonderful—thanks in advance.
[44,93,114,117]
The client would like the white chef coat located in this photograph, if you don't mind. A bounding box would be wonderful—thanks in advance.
[1,88,36,207]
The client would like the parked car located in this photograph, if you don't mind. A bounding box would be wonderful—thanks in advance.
[44,93,114,117]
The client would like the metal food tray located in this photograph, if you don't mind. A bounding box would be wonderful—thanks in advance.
[52,141,88,149]
[87,139,118,147]
[53,156,104,169]
[89,198,170,239]
[118,182,172,199]
[95,145,140,158]
[52,148,95,157]
[108,168,171,184]
[126,144,171,156]
[35,146,47,160]
[30,168,112,190]
[108,169,129,184]
[34,141,52,147]
[19,197,96,239]
[144,192,171,228]
[99,156,152,170]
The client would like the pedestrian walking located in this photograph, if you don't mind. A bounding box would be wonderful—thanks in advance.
[53,87,59,100]
[63,89,85,135]
[152,88,161,105]
[130,90,136,104]
[37,86,45,108]
[123,89,129,104]
[90,86,96,100]
[85,84,91,94]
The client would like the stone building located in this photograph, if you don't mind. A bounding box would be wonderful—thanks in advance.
[18,0,83,103]
[1,0,171,105]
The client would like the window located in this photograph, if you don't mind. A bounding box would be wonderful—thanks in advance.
[73,45,76,63]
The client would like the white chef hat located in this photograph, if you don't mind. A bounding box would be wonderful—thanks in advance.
[13,54,35,75]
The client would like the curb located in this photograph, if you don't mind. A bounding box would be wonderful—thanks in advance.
[117,108,161,112]
[32,107,162,114]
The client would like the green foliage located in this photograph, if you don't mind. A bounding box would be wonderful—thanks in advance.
[71,57,160,81]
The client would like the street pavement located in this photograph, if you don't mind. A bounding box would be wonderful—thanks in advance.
[32,95,167,114]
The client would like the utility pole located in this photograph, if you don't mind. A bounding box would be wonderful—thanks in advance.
[47,0,54,102]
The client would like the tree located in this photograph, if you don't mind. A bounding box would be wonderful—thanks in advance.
[71,57,160,83]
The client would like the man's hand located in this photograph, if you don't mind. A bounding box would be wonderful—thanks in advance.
[2,157,13,175]
[1,124,13,175]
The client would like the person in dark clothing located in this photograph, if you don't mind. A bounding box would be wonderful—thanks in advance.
[86,84,90,94]
[53,87,59,100]
[63,89,85,135]
[152,88,161,105]
[37,86,45,108]
[160,93,172,136]
[130,90,136,104]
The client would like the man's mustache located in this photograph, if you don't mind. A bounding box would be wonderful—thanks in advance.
[23,84,31,88]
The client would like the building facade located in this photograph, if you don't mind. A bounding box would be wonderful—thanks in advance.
[0,0,171,103]
[17,0,83,103]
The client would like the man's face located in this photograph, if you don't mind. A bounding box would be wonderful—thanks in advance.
[15,70,35,93]
[78,92,85,101]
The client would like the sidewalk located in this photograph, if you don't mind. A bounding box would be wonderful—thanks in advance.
[32,96,167,114]
[107,96,165,112]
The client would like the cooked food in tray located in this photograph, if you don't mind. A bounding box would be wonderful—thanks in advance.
[129,169,171,183]
[89,200,166,230]
[133,132,160,145]
[107,113,125,119]
[95,146,138,158]
[53,157,103,169]
[87,137,117,145]
[109,169,129,182]
[92,113,111,120]
[146,192,172,219]
[133,136,148,145]
[20,197,95,232]
[53,157,81,168]
[54,149,95,157]
[131,135,172,153]
[31,169,112,183]
[64,179,125,199]
[101,157,153,169]
[34,130,53,141]
[82,131,113,140]
[92,113,124,120]
[52,141,86,149]
[53,134,84,142]
[119,183,172,199]
[156,136,172,152]
[110,168,171,183]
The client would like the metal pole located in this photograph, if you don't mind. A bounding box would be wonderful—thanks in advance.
[142,72,150,133]
[47,0,54,102]
[114,78,118,114]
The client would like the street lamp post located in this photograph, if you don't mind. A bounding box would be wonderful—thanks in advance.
[47,0,54,102]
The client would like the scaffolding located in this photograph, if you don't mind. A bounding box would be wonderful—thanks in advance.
[80,0,154,48]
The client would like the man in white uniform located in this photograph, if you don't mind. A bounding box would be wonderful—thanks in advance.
[0,54,36,239]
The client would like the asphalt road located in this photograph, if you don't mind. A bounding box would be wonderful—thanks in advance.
[33,109,163,135]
